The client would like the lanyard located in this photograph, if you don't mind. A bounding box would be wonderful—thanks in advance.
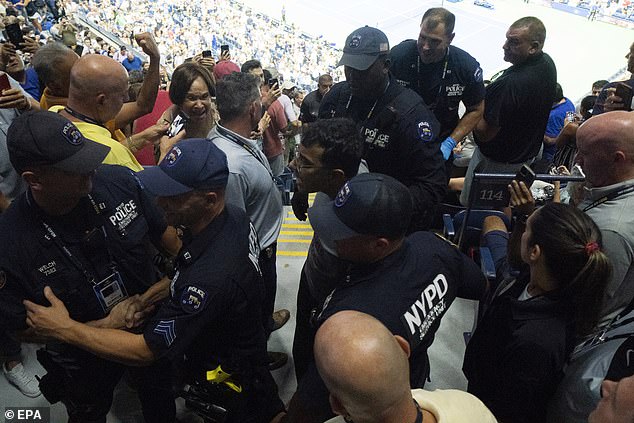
[64,106,106,128]
[216,125,275,179]
[582,184,634,212]
[29,191,112,285]
[417,48,450,112]
[344,79,391,122]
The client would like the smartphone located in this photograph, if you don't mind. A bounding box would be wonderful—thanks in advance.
[202,50,212,58]
[0,73,10,92]
[220,44,230,56]
[615,82,634,111]
[166,112,189,138]
[565,111,575,123]
[268,78,279,88]
[514,164,536,188]
[74,44,84,56]
[4,23,24,48]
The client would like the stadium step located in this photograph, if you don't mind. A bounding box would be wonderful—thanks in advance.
[277,194,315,257]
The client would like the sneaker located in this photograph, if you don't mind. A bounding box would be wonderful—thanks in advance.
[267,351,288,371]
[271,309,291,332]
[3,362,41,398]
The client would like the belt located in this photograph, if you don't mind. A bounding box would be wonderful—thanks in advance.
[260,242,277,259]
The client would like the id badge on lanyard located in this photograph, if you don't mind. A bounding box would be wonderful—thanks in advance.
[93,268,129,313]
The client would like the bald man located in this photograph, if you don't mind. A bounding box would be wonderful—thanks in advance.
[547,111,634,421]
[575,111,634,326]
[38,33,163,150]
[49,55,144,171]
[315,311,497,423]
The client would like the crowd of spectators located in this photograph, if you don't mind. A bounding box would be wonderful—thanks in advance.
[0,0,634,422]
[74,0,344,90]
[551,0,634,23]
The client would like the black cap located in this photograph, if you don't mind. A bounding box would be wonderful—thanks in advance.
[7,111,110,174]
[137,138,229,197]
[337,26,390,71]
[308,173,413,245]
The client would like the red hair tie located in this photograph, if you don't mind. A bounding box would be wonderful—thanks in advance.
[585,242,600,256]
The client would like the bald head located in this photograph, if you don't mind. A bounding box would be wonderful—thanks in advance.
[314,311,411,422]
[576,111,634,187]
[68,55,130,122]
[70,55,128,97]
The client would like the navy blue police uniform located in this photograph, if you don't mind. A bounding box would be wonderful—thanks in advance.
[286,231,487,422]
[0,164,174,423]
[143,203,285,423]
[390,41,485,140]
[318,77,447,231]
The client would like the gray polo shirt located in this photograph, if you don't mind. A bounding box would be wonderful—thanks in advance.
[580,179,634,326]
[209,125,283,249]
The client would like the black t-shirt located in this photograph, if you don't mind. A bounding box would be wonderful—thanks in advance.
[287,232,486,422]
[319,77,447,230]
[143,204,268,376]
[476,52,557,163]
[0,164,167,330]
[390,41,486,140]
[299,89,323,124]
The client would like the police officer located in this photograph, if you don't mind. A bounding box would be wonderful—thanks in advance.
[24,138,286,423]
[283,173,487,423]
[319,26,446,231]
[0,111,179,423]
[390,8,485,160]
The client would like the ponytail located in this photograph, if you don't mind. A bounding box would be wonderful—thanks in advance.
[529,203,612,337]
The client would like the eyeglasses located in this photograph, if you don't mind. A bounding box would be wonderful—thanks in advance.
[293,154,330,172]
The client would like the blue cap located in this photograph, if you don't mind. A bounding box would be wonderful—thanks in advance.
[308,173,413,245]
[137,138,229,196]
[337,26,390,71]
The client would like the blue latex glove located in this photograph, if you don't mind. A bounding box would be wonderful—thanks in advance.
[440,136,457,160]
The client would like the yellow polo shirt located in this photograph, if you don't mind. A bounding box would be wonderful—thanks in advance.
[49,105,143,172]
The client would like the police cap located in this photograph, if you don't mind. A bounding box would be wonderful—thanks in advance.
[138,138,229,197]
[337,26,390,71]
[309,173,413,243]
[7,110,110,174]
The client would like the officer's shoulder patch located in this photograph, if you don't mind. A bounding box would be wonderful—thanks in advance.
[180,285,207,314]
[474,66,483,83]
[417,121,434,142]
[0,269,6,289]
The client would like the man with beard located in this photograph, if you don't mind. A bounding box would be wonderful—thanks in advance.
[23,138,286,423]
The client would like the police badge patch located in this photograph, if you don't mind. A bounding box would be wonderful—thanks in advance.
[0,270,6,289]
[181,285,207,313]
[417,121,434,142]
[349,35,361,48]
[165,146,183,167]
[335,182,352,207]
[62,122,84,145]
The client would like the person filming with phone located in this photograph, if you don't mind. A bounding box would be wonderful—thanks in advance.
[157,62,218,160]
[463,182,611,423]
[593,42,634,115]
